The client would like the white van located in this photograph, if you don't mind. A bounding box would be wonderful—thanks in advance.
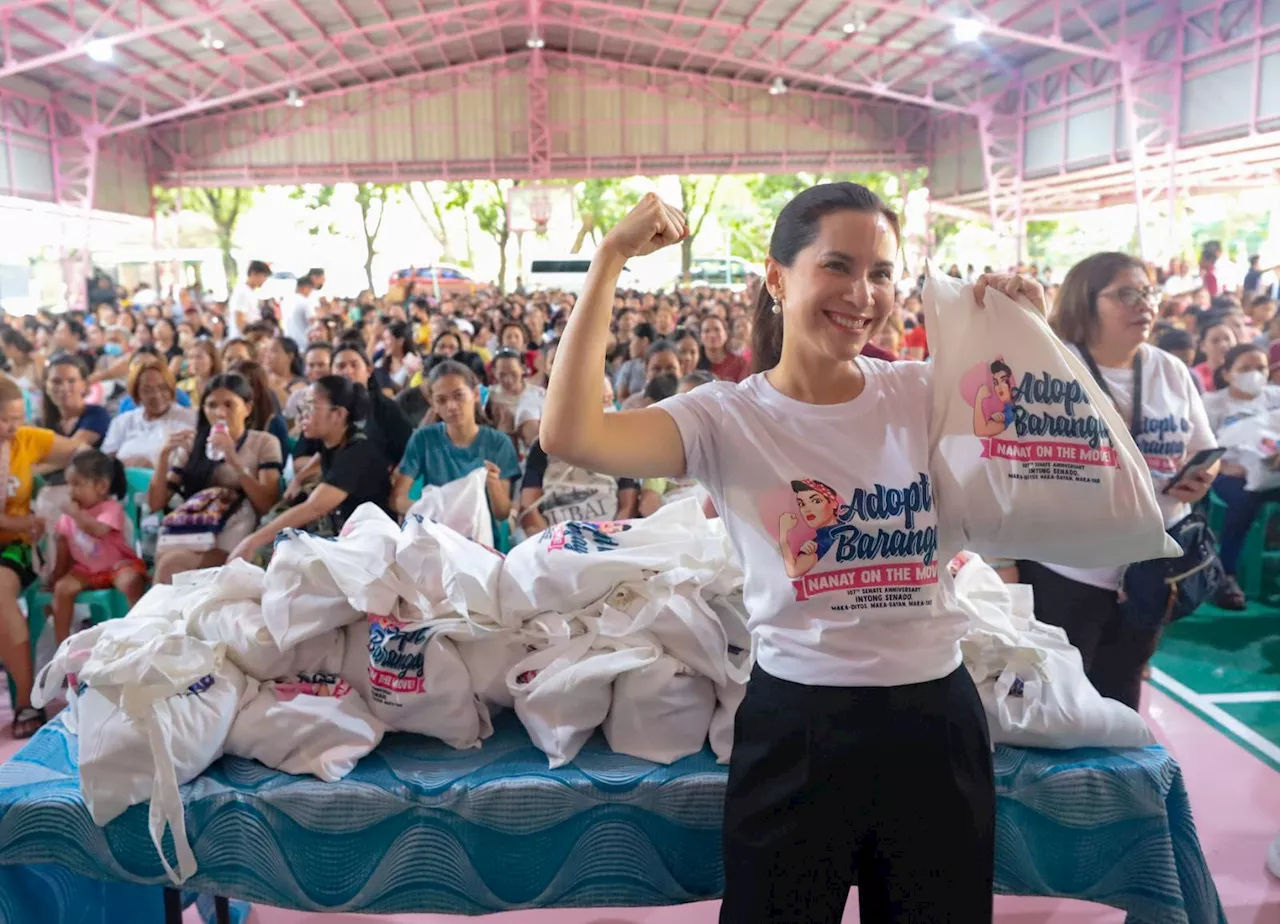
[526,256,643,294]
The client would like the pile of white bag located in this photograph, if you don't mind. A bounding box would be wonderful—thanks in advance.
[952,553,1155,750]
[498,499,751,768]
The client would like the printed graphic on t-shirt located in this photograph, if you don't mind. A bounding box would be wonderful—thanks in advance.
[544,519,632,553]
[766,475,939,606]
[1134,414,1191,475]
[964,356,1121,481]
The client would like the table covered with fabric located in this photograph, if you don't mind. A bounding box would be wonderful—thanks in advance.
[0,712,1224,924]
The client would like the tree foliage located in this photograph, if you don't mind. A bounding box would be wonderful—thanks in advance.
[571,178,642,253]
[289,184,340,237]
[678,176,724,279]
[473,179,514,294]
[153,186,258,287]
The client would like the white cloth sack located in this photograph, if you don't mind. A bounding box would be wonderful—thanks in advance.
[604,656,715,764]
[407,467,494,547]
[1217,410,1280,491]
[708,642,753,764]
[397,514,504,626]
[508,624,661,768]
[596,571,748,688]
[74,635,245,885]
[953,554,1155,750]
[924,268,1178,568]
[225,672,384,781]
[261,505,406,650]
[498,498,725,627]
[341,603,492,749]
[180,560,344,681]
[456,632,530,711]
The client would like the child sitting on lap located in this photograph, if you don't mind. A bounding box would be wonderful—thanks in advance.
[49,450,148,642]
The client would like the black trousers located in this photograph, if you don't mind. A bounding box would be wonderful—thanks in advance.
[719,665,995,924]
[1017,561,1160,710]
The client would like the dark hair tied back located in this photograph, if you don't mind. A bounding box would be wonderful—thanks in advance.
[751,182,901,373]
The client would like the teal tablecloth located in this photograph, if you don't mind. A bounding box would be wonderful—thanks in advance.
[0,713,1225,923]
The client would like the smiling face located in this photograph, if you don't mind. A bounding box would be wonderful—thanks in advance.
[767,211,897,366]
[795,488,837,529]
[1201,325,1237,367]
[700,317,728,352]
[46,361,87,411]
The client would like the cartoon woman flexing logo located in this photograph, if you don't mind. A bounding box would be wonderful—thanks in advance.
[777,478,842,579]
[973,359,1017,437]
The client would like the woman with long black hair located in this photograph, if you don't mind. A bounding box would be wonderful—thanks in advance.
[230,375,391,561]
[541,187,1049,923]
[149,373,282,583]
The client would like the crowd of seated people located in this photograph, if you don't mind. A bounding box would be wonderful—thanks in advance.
[0,248,1274,738]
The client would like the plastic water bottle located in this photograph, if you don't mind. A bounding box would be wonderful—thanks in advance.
[207,422,228,462]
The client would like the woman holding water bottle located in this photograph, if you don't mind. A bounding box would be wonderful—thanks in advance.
[149,372,283,583]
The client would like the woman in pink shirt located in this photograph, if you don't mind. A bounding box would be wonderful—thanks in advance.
[699,316,751,382]
[1190,319,1237,393]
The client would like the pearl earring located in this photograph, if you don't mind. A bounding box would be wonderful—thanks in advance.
[773,298,783,315]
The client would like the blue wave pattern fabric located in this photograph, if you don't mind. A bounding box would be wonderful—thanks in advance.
[0,714,1223,924]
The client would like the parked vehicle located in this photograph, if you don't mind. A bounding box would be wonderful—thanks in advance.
[387,264,489,297]
[678,256,763,292]
[526,256,643,294]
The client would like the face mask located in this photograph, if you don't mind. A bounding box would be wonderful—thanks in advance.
[1233,369,1267,397]
[103,342,124,357]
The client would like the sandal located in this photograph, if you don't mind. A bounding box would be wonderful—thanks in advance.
[11,707,46,740]
[1214,575,1248,611]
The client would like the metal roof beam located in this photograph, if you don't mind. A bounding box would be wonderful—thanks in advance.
[540,11,970,113]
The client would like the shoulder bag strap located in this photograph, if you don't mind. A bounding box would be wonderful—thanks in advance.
[1077,345,1143,439]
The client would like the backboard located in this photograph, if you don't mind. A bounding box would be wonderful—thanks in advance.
[508,185,576,235]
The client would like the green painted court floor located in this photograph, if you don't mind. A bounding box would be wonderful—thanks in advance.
[1150,599,1280,771]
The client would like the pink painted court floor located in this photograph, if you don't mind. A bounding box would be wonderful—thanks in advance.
[3,685,1278,924]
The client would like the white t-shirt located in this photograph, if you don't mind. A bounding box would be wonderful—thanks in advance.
[513,385,547,429]
[283,292,312,346]
[1046,343,1216,590]
[101,404,198,466]
[227,282,259,339]
[659,358,966,688]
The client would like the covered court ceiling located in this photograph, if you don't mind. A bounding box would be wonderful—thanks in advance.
[0,0,1277,243]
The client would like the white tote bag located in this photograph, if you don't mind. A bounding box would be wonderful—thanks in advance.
[1217,410,1280,492]
[407,467,494,547]
[507,625,661,768]
[75,641,245,885]
[397,514,504,625]
[604,656,715,764]
[497,498,725,627]
[341,603,492,749]
[455,631,531,711]
[225,672,384,781]
[924,268,1178,568]
[708,643,753,765]
[596,571,747,687]
[261,531,371,651]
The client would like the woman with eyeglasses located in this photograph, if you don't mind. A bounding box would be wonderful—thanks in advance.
[1018,252,1218,710]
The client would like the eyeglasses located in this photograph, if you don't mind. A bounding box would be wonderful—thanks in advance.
[1099,286,1161,308]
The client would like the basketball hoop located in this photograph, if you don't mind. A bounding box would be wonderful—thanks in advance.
[509,185,575,235]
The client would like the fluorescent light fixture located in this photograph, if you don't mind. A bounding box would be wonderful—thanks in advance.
[200,28,225,51]
[286,88,305,108]
[769,76,788,96]
[953,18,983,42]
[525,30,546,49]
[85,39,114,63]
[842,15,865,35]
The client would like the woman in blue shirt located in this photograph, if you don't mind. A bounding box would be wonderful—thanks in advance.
[392,360,520,529]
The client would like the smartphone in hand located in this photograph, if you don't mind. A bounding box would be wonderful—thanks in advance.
[1161,447,1226,495]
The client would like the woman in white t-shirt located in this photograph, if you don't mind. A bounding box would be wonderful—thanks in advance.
[542,187,1046,923]
[1018,253,1218,709]
[1200,342,1280,609]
